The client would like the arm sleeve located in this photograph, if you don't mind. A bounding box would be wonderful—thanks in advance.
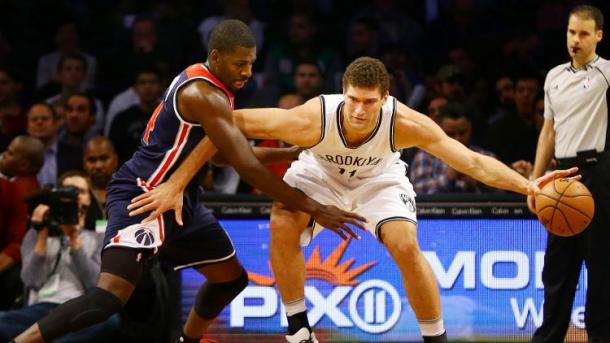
[20,229,50,289]
[70,232,102,290]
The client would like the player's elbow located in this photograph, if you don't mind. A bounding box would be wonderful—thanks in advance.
[211,151,228,166]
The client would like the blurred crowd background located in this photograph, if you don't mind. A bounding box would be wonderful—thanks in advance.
[1,0,610,341]
[0,0,608,194]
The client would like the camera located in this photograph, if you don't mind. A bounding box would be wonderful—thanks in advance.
[25,186,80,236]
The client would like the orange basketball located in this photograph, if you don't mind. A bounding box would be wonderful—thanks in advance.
[535,178,595,237]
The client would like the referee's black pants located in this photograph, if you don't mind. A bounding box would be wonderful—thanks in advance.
[532,156,610,343]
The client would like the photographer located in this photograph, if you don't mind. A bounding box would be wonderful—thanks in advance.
[0,171,118,342]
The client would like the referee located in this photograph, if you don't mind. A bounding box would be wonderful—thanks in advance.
[529,5,610,343]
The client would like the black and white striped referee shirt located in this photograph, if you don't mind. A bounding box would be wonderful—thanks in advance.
[543,55,609,159]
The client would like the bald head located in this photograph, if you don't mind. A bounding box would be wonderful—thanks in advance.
[83,136,118,189]
[0,135,45,176]
[85,136,115,155]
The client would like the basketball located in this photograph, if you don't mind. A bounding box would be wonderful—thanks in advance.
[535,178,595,237]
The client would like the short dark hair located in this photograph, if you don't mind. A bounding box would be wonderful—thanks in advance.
[133,64,162,83]
[342,57,390,94]
[57,52,88,72]
[207,19,255,55]
[438,102,471,122]
[295,58,324,75]
[58,169,91,191]
[66,92,97,115]
[570,5,604,30]
[26,102,59,121]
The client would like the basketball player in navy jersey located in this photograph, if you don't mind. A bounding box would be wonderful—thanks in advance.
[129,57,577,343]
[12,20,366,343]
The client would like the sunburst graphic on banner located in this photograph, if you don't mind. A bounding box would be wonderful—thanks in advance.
[248,238,376,286]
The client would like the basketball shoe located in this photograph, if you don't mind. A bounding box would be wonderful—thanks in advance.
[285,327,319,343]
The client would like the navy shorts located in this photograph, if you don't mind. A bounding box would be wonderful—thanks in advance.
[102,173,235,270]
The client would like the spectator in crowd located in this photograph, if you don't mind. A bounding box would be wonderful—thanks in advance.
[59,93,98,147]
[411,103,496,194]
[0,171,119,342]
[36,21,97,90]
[0,66,25,151]
[26,103,81,187]
[105,16,173,135]
[435,64,466,102]
[0,136,43,310]
[488,75,516,123]
[277,60,324,107]
[82,136,118,226]
[381,44,426,109]
[487,74,541,164]
[44,53,104,133]
[109,16,171,92]
[264,12,340,96]
[345,16,380,64]
[198,0,266,53]
[354,0,423,51]
[426,96,448,123]
[108,68,163,164]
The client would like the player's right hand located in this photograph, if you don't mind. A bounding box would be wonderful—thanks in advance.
[312,204,367,240]
[526,167,580,214]
[128,181,184,226]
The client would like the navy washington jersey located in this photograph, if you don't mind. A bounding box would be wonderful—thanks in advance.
[120,63,234,208]
[103,63,237,258]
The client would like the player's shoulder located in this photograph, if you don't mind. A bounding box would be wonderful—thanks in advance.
[319,93,344,105]
[313,94,343,117]
[177,80,232,119]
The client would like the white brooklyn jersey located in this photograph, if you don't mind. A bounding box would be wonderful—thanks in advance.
[299,94,401,186]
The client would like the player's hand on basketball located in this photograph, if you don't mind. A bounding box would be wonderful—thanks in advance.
[313,204,367,240]
[526,167,581,213]
[128,181,184,226]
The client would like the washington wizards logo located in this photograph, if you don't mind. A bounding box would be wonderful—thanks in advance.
[134,228,155,246]
[400,193,416,212]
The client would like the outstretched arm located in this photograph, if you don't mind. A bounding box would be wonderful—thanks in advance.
[233,97,322,146]
[130,82,365,238]
[527,118,556,212]
[212,145,302,166]
[393,101,577,197]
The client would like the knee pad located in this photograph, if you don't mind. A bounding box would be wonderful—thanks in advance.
[39,287,123,341]
[194,268,249,319]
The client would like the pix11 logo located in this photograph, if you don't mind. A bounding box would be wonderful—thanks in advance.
[230,239,403,334]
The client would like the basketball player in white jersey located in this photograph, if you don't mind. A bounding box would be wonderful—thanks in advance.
[129,57,577,343]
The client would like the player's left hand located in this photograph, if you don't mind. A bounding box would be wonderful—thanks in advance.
[128,181,184,225]
[526,167,580,213]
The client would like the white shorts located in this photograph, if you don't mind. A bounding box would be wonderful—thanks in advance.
[284,160,417,245]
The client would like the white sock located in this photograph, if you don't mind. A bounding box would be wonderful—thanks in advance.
[284,297,307,316]
[419,316,445,336]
